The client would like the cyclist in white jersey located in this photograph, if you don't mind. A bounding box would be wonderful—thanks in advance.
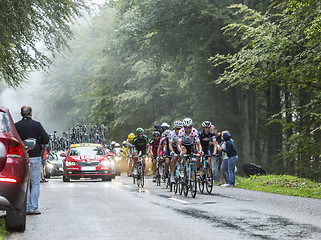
[169,120,183,183]
[177,118,203,168]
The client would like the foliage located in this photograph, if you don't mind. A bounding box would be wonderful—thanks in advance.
[211,3,321,181]
[0,0,86,87]
[0,216,5,240]
[235,175,321,199]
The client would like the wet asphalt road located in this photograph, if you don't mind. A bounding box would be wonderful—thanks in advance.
[6,175,321,240]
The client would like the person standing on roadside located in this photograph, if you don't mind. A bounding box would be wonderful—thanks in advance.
[213,126,224,185]
[220,131,238,187]
[15,106,49,215]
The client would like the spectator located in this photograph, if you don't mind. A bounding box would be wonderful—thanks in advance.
[15,106,49,215]
[220,131,238,187]
[213,126,224,185]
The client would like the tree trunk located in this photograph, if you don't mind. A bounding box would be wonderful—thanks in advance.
[266,83,282,172]
[238,88,251,163]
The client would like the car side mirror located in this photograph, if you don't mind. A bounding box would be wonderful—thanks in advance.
[0,142,6,159]
[22,138,37,151]
[60,152,66,157]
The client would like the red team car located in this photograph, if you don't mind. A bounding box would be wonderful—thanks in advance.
[0,106,30,232]
[62,143,112,182]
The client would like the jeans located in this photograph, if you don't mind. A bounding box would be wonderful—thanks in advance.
[221,155,238,186]
[27,157,42,212]
[211,156,220,182]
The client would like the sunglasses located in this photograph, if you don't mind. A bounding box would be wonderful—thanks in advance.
[184,126,192,129]
[138,133,143,135]
[175,128,181,130]
[204,127,210,129]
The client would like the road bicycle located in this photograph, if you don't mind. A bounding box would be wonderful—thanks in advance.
[182,153,199,198]
[172,154,183,194]
[132,152,145,188]
[198,154,214,194]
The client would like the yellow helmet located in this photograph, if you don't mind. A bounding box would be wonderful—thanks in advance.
[128,133,135,141]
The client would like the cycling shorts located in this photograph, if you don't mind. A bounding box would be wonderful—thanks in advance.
[182,144,195,155]
[134,147,147,155]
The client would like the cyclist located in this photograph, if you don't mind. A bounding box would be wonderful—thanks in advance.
[132,128,149,175]
[169,120,183,183]
[149,131,161,182]
[121,141,129,176]
[127,133,135,177]
[198,121,217,181]
[157,129,171,182]
[177,118,202,170]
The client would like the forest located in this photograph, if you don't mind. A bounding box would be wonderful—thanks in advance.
[1,0,320,181]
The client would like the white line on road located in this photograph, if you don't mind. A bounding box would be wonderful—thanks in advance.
[123,184,133,188]
[169,197,190,204]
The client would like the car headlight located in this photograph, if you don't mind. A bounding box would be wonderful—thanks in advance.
[114,156,121,161]
[66,161,76,166]
[101,160,111,167]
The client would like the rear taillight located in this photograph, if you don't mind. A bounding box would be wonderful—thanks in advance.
[6,138,22,158]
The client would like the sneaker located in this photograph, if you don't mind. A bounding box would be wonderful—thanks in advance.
[221,183,232,187]
[28,209,41,215]
[40,179,48,183]
[179,170,184,178]
[133,168,137,175]
[152,176,157,183]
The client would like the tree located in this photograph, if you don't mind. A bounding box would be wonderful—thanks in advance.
[0,0,86,87]
[211,3,321,180]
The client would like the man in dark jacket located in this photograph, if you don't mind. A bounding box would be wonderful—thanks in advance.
[15,106,49,215]
[220,132,238,187]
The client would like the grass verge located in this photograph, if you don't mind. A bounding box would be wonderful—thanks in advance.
[0,216,5,240]
[235,174,321,199]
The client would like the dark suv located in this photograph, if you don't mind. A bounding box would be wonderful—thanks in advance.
[0,106,29,232]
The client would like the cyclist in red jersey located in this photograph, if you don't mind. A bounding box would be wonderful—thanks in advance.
[149,131,161,182]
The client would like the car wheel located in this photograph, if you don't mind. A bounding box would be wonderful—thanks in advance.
[102,176,112,181]
[44,169,50,179]
[63,176,70,182]
[6,194,26,232]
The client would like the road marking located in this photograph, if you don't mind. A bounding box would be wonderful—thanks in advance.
[169,198,190,204]
[123,184,133,188]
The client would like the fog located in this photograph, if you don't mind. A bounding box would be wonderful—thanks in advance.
[0,71,60,133]
[0,0,106,134]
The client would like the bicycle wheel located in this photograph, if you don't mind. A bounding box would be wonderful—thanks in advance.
[183,166,189,197]
[179,177,184,195]
[190,166,197,198]
[156,167,161,186]
[198,169,205,193]
[133,174,136,184]
[137,173,141,187]
[140,166,145,188]
[205,166,213,194]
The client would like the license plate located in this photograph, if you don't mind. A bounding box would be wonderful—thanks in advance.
[81,166,96,171]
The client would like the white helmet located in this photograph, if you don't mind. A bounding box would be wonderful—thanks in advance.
[111,141,116,146]
[173,120,183,128]
[202,121,212,128]
[161,122,170,129]
[114,143,120,148]
[183,118,193,127]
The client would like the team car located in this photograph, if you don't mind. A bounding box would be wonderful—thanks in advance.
[62,143,112,182]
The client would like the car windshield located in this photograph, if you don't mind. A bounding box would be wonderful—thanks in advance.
[0,112,10,133]
[69,146,105,156]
